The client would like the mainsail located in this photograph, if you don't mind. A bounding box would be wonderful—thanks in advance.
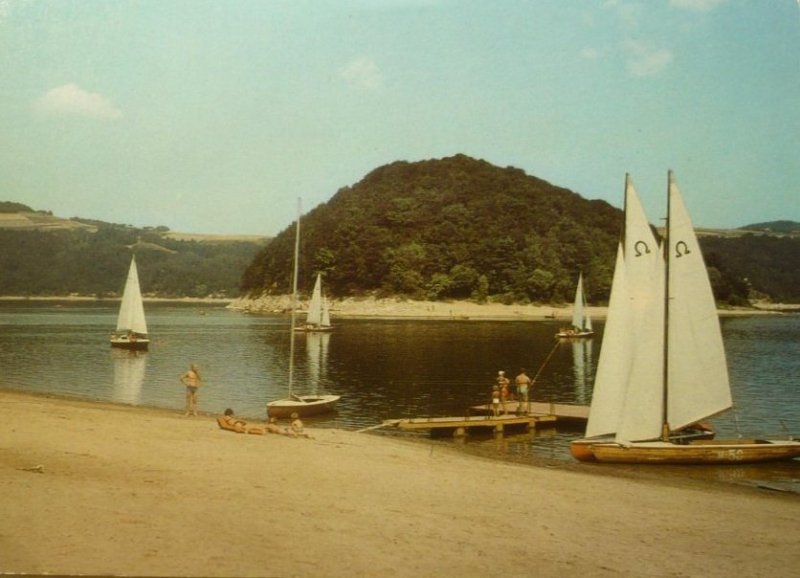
[571,274,592,332]
[116,255,148,336]
[307,274,324,327]
[665,171,732,430]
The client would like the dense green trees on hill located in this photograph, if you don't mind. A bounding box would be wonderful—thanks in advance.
[0,224,263,298]
[241,155,800,305]
[242,155,622,304]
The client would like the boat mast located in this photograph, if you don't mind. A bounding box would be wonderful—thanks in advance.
[288,199,301,398]
[661,171,672,441]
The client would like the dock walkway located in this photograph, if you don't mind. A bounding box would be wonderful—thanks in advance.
[384,414,546,437]
[470,401,589,425]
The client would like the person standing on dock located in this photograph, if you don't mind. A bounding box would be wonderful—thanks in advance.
[515,368,532,414]
[491,384,501,417]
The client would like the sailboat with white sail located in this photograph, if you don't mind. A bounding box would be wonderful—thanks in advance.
[556,273,593,338]
[295,273,333,332]
[267,202,340,419]
[571,172,800,464]
[110,255,149,351]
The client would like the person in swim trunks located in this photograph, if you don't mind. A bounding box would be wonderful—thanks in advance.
[180,363,202,416]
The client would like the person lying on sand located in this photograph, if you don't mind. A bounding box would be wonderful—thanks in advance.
[217,409,265,435]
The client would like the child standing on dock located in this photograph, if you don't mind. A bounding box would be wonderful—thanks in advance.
[491,384,501,417]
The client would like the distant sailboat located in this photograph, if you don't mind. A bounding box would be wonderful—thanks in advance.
[110,255,149,351]
[571,172,800,464]
[556,273,593,338]
[295,273,333,332]
[267,201,340,419]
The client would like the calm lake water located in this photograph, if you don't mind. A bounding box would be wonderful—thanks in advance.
[1,301,798,492]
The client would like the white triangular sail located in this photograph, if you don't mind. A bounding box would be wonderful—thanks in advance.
[665,172,732,430]
[116,255,148,335]
[587,175,663,440]
[566,273,593,332]
[306,274,323,327]
[321,297,331,327]
[614,175,666,443]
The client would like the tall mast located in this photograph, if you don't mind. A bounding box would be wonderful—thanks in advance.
[288,199,301,398]
[661,171,672,441]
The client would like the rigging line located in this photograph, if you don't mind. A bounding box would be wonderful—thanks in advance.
[532,338,564,416]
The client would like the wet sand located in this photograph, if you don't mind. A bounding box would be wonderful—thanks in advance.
[2,389,798,577]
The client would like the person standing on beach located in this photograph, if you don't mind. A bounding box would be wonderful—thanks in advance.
[515,368,532,414]
[180,364,201,416]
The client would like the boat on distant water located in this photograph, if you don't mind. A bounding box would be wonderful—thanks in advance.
[556,273,593,338]
[294,273,333,332]
[571,172,800,464]
[110,255,149,351]
[267,201,340,419]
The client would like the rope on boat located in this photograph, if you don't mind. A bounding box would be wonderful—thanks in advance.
[532,339,564,415]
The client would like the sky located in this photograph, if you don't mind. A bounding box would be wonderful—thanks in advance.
[1,0,798,235]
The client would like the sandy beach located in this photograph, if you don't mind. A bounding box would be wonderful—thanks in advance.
[2,390,798,577]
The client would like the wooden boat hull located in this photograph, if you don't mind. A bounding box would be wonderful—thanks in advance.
[583,439,800,464]
[110,336,149,351]
[556,330,593,339]
[266,394,340,418]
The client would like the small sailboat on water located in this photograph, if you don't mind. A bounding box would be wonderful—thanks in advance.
[267,201,340,419]
[556,273,593,338]
[110,255,149,351]
[295,273,333,332]
[571,172,800,464]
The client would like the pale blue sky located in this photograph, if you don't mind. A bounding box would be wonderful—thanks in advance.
[1,0,798,235]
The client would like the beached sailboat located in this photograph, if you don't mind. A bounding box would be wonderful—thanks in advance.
[110,255,149,351]
[294,273,333,332]
[267,202,340,419]
[556,273,593,338]
[571,172,800,464]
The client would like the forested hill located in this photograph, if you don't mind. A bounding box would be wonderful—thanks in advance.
[241,154,622,304]
[241,155,800,305]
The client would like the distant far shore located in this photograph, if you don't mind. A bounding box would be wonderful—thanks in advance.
[227,295,790,320]
[1,294,792,318]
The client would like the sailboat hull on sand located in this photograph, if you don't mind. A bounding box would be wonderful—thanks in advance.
[267,202,340,419]
[571,173,800,464]
[267,394,340,419]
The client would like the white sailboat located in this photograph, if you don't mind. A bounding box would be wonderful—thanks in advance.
[110,255,149,351]
[267,202,340,419]
[556,273,593,338]
[571,172,800,464]
[294,273,333,332]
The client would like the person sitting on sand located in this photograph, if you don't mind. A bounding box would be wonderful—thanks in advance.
[217,408,264,435]
[265,417,294,437]
[290,413,313,439]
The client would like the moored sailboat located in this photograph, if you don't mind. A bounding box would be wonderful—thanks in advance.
[571,172,800,464]
[294,273,333,332]
[556,273,593,338]
[110,255,149,351]
[267,201,340,419]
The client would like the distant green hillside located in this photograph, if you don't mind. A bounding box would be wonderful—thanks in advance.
[0,217,267,298]
[739,220,800,235]
[241,155,799,305]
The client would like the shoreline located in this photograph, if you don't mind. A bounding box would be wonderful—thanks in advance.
[1,294,790,320]
[2,388,798,577]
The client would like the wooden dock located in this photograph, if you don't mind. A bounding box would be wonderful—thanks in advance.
[383,413,554,437]
[470,401,589,426]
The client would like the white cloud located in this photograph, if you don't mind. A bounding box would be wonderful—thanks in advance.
[624,40,673,77]
[669,0,727,12]
[339,57,383,91]
[34,83,122,120]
